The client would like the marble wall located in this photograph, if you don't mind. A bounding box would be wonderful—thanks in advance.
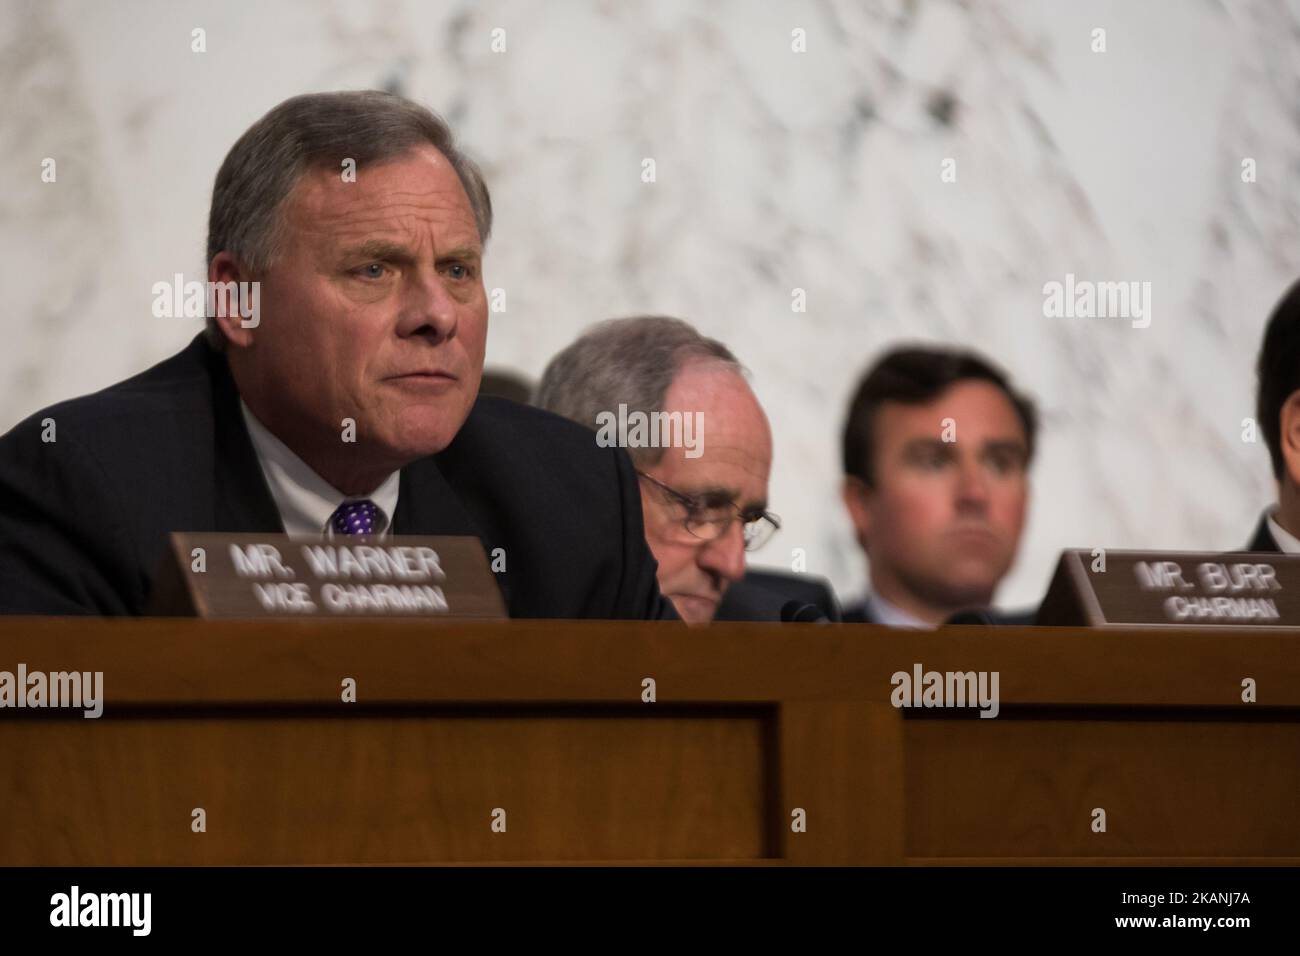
[2,0,1298,608]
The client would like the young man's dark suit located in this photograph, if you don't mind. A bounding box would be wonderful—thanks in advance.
[0,334,673,619]
[839,601,1036,626]
[1246,515,1281,553]
[714,569,842,622]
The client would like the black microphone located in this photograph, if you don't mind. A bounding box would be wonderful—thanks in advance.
[780,600,830,624]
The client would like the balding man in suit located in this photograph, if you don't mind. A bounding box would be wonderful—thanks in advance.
[538,316,838,624]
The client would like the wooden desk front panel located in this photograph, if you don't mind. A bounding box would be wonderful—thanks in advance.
[3,619,1299,865]
[904,709,1300,861]
[0,706,776,865]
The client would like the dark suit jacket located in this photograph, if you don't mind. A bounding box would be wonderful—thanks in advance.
[714,569,842,622]
[0,335,673,619]
[841,598,1036,626]
[1246,513,1280,553]
[839,602,876,624]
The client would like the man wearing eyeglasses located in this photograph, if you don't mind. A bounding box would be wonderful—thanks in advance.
[538,316,783,623]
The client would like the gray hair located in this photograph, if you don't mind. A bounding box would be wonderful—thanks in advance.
[204,90,492,348]
[536,316,743,466]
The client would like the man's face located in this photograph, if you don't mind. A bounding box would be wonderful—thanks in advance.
[638,362,773,624]
[231,145,487,486]
[845,380,1029,613]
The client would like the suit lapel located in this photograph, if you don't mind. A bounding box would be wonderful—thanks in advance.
[392,457,483,538]
[393,457,508,609]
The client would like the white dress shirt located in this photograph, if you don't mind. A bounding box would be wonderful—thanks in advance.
[240,400,400,539]
[1266,508,1300,554]
[863,593,934,630]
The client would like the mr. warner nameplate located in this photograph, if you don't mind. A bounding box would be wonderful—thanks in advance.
[150,533,506,620]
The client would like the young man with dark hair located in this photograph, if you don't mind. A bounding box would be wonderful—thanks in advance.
[840,345,1037,627]
[1249,279,1300,552]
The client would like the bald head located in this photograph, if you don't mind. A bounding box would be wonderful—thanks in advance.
[537,317,774,623]
[636,359,772,622]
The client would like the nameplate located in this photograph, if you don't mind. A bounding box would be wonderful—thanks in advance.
[149,533,506,619]
[1037,549,1300,629]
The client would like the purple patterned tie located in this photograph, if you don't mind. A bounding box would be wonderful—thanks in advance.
[328,499,382,537]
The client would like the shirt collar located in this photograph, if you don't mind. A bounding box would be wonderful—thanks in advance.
[1266,507,1300,554]
[240,400,400,539]
[864,593,935,630]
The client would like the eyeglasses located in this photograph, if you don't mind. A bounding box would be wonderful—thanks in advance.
[636,471,780,552]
